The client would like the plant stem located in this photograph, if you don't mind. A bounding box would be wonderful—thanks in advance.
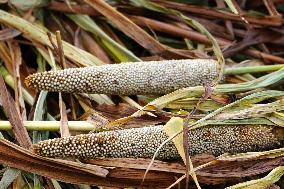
[0,121,95,131]
[225,64,284,75]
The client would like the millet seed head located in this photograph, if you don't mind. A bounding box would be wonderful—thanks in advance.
[33,125,283,160]
[25,59,218,95]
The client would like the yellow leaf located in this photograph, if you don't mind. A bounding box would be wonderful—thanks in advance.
[163,117,185,163]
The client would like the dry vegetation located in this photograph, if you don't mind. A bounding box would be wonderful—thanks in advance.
[0,0,284,188]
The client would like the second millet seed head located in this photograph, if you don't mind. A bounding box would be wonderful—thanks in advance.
[33,124,283,160]
[25,59,219,95]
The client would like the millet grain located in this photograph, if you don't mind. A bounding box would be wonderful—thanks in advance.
[25,59,218,95]
[33,125,283,160]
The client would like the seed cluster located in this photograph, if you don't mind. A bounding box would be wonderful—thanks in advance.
[25,59,218,95]
[33,125,282,160]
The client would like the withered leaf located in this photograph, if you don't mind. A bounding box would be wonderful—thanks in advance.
[95,103,170,128]
[0,76,32,149]
[0,28,21,41]
[0,139,108,177]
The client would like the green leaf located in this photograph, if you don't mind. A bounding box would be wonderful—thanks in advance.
[217,67,284,93]
[10,0,49,10]
[224,0,239,14]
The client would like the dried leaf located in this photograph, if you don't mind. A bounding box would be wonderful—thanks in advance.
[0,28,21,41]
[0,63,34,106]
[0,42,13,74]
[0,9,104,67]
[0,168,21,189]
[0,76,32,149]
[267,112,284,127]
[152,0,282,26]
[226,166,284,189]
[83,0,191,59]
[214,100,284,120]
[0,139,108,177]
[80,30,111,64]
[59,93,70,137]
[8,40,26,120]
[96,103,169,128]
[224,29,284,57]
[67,14,140,62]
[218,148,284,162]
[197,157,284,179]
[48,2,99,16]
[88,158,186,174]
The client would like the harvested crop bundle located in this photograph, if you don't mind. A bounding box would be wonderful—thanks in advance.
[25,59,218,95]
[33,124,283,160]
